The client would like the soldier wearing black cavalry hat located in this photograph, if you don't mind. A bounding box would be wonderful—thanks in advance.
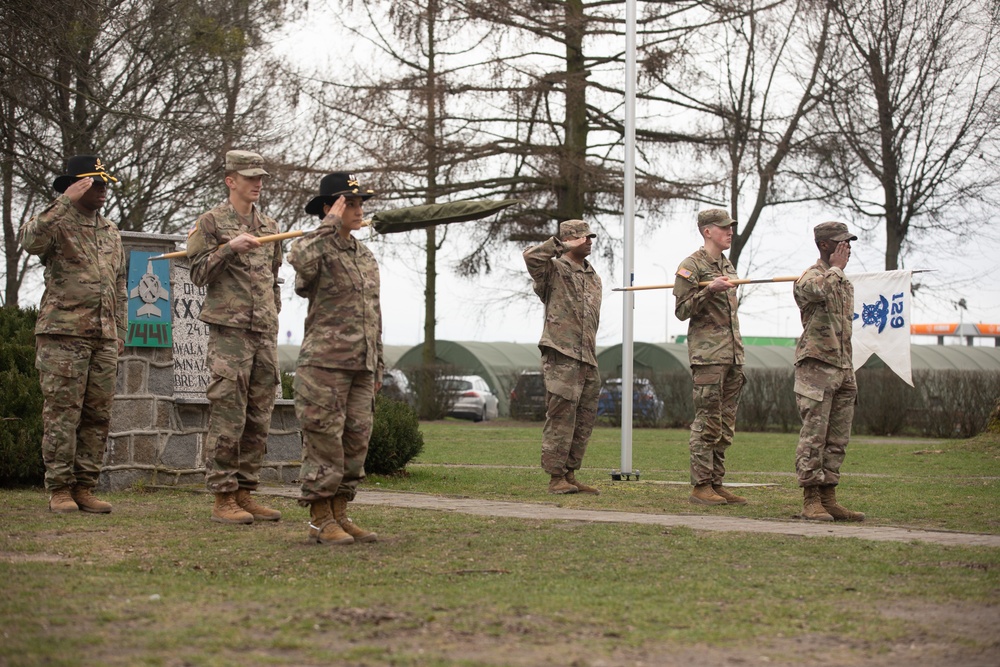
[289,172,382,546]
[18,155,126,514]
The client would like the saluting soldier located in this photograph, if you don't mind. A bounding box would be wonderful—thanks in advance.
[288,173,383,546]
[187,150,283,524]
[18,155,126,514]
[524,220,602,495]
[793,221,865,522]
[673,209,748,506]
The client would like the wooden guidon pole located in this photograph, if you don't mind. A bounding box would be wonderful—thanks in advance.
[612,276,801,292]
[149,230,306,261]
[148,220,373,261]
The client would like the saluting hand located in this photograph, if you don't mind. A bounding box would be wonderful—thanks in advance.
[708,276,736,292]
[562,236,589,249]
[830,241,851,270]
[229,232,262,254]
[63,178,93,203]
[322,196,347,225]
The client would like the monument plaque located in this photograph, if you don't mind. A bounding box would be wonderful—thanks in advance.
[170,261,211,397]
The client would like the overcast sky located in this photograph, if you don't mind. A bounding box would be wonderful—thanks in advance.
[264,4,1000,351]
[20,3,1000,351]
[273,198,1000,349]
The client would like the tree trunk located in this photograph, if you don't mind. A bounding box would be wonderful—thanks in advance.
[419,0,441,419]
[558,0,587,221]
[2,124,17,307]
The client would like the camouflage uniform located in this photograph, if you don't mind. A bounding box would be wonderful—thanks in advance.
[523,232,602,477]
[288,224,383,504]
[793,258,857,487]
[187,201,282,493]
[673,247,745,486]
[18,194,126,492]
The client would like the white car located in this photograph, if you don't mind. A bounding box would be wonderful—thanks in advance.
[438,375,500,422]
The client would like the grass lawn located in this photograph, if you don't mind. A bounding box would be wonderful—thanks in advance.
[389,421,1000,535]
[1,422,998,666]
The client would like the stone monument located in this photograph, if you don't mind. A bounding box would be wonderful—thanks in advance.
[103,231,301,490]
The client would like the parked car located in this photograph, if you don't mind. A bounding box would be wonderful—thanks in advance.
[597,378,664,422]
[437,375,500,422]
[509,370,546,421]
[379,368,415,406]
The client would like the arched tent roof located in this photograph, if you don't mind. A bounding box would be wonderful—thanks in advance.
[597,341,1000,378]
[597,342,687,378]
[396,340,543,416]
[864,345,1000,371]
[597,342,797,377]
[277,344,413,373]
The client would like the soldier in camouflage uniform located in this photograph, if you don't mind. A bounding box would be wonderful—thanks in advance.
[793,221,865,522]
[18,156,125,514]
[524,220,602,495]
[187,150,283,525]
[673,209,748,506]
[289,173,383,545]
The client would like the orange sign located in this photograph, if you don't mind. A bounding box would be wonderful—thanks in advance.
[974,323,1000,335]
[911,323,959,335]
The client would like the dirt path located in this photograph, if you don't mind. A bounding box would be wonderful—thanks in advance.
[268,487,1000,548]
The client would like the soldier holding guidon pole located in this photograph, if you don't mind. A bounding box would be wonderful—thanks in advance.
[186,150,284,525]
[673,209,748,506]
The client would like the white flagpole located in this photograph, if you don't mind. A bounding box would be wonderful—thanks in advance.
[621,0,637,475]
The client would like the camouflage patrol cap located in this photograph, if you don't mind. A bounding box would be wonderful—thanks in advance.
[697,209,736,229]
[224,150,269,177]
[559,219,596,239]
[814,221,857,242]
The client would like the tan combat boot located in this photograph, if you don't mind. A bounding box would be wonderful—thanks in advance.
[819,485,865,522]
[800,486,834,521]
[564,471,600,495]
[689,483,727,505]
[235,488,281,521]
[71,486,112,513]
[309,498,354,545]
[49,487,79,514]
[712,484,748,505]
[211,492,254,524]
[548,474,579,495]
[332,496,377,543]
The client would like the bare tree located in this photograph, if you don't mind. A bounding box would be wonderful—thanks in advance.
[299,0,508,416]
[816,0,1000,269]
[637,0,834,270]
[0,0,306,306]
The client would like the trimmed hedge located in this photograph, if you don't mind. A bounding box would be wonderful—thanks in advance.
[367,393,424,475]
[612,366,1000,438]
[0,307,44,486]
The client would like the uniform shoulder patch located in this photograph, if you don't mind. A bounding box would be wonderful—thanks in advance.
[677,268,692,279]
[187,220,199,238]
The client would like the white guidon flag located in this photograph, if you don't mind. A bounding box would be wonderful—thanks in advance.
[848,270,913,386]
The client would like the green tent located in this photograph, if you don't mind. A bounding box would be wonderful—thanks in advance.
[597,340,1000,378]
[863,344,1000,371]
[597,342,797,378]
[396,340,543,416]
[277,344,414,373]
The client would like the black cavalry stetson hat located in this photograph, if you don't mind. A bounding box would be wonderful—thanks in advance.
[53,155,118,193]
[304,173,376,218]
